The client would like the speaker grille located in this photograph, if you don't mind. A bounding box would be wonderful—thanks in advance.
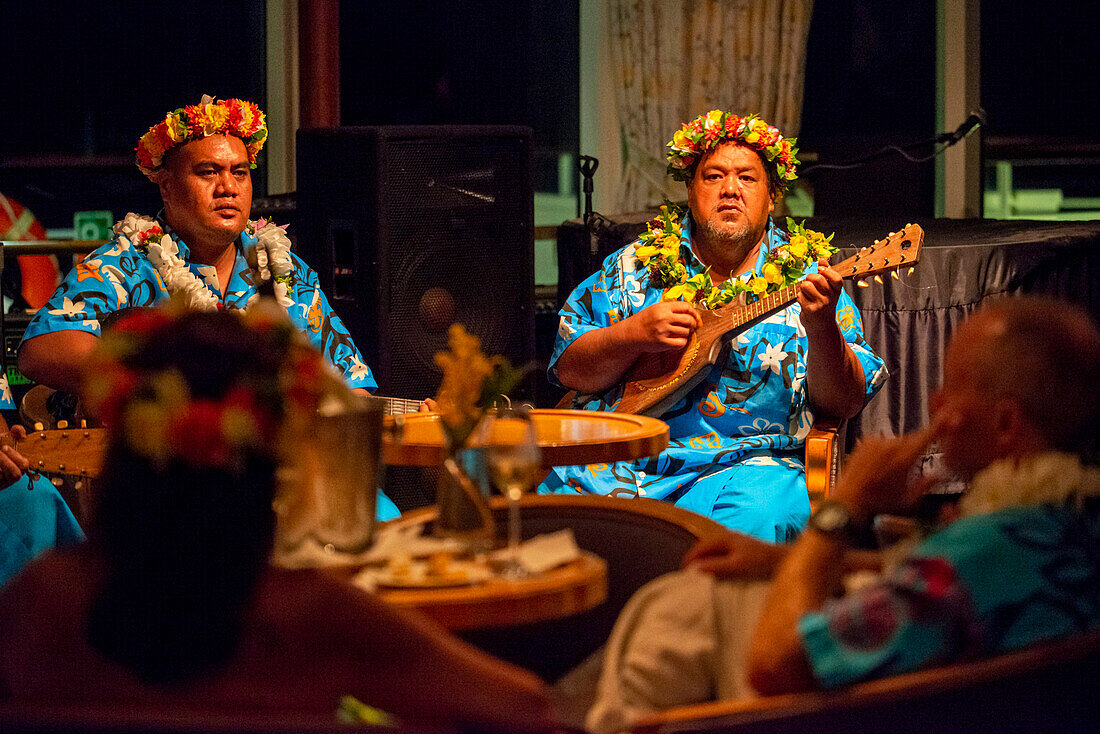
[381,136,532,398]
[297,126,535,511]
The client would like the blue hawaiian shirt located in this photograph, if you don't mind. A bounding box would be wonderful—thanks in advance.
[800,500,1100,688]
[21,217,376,392]
[541,212,886,508]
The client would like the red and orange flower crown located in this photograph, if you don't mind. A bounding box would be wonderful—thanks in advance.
[665,110,799,192]
[135,95,268,177]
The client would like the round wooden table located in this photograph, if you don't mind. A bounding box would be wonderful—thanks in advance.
[374,551,607,631]
[383,408,669,468]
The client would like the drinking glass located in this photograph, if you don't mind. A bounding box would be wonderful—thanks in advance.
[482,403,541,578]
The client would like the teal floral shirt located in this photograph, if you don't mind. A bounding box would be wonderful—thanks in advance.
[801,500,1100,687]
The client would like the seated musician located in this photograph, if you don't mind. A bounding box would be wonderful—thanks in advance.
[15,95,397,519]
[0,410,83,586]
[584,297,1100,734]
[0,308,557,732]
[540,111,886,539]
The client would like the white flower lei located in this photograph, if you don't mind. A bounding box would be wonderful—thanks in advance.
[959,451,1100,518]
[112,213,295,311]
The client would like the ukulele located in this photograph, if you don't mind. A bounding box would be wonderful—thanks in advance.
[10,392,427,482]
[8,423,106,482]
[598,223,924,417]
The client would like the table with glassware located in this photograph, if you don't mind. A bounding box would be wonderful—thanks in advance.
[365,408,670,630]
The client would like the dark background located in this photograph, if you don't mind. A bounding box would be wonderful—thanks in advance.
[1,1,1097,232]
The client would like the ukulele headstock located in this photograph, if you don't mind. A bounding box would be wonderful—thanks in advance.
[18,427,107,480]
[833,223,924,281]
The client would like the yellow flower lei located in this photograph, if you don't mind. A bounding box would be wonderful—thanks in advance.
[634,204,837,308]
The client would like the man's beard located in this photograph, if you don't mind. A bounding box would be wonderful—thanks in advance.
[694,216,759,254]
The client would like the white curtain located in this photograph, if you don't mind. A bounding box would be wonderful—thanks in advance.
[607,0,814,211]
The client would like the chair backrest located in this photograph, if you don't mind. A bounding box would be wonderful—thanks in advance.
[632,628,1100,734]
[400,494,725,681]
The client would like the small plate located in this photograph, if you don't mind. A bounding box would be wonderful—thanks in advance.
[373,560,493,589]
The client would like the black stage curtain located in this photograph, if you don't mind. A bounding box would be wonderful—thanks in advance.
[557,215,1100,444]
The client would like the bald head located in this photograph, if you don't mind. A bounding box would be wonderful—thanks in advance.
[959,297,1099,456]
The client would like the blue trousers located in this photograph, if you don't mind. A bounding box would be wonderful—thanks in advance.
[0,476,84,586]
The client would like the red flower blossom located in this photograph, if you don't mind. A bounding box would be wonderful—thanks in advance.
[169,400,230,467]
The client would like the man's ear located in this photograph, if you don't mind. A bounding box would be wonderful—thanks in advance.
[991,397,1027,454]
[148,168,172,202]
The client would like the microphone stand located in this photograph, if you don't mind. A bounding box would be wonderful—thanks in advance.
[578,155,603,274]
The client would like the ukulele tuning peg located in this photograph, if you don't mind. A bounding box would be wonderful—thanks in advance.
[907,267,915,275]
[51,477,63,487]
[57,420,68,430]
[874,275,883,284]
[891,270,899,279]
[80,420,87,429]
[857,279,869,288]
[34,423,44,432]
[74,480,84,491]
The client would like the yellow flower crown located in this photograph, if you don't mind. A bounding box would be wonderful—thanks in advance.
[666,110,799,192]
[136,95,268,176]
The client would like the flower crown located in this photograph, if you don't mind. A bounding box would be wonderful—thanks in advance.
[82,305,329,472]
[666,110,799,192]
[136,95,268,177]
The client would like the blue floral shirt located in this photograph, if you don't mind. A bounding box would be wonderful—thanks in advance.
[543,213,886,503]
[800,500,1100,688]
[21,217,376,392]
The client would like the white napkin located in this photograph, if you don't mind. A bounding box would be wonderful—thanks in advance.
[360,522,466,564]
[490,528,581,574]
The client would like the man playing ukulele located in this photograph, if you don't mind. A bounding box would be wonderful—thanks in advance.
[540,111,886,540]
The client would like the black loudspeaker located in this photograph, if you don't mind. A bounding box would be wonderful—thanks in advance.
[296,126,536,511]
[296,125,535,400]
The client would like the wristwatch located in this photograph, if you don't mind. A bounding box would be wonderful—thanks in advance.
[807,500,858,543]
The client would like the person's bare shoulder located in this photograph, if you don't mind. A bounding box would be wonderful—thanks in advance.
[253,567,405,637]
[0,546,98,648]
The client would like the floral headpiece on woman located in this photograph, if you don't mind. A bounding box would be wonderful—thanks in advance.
[666,110,799,192]
[81,303,332,473]
[135,94,268,177]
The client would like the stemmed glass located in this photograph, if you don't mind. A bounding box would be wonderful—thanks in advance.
[483,401,541,579]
